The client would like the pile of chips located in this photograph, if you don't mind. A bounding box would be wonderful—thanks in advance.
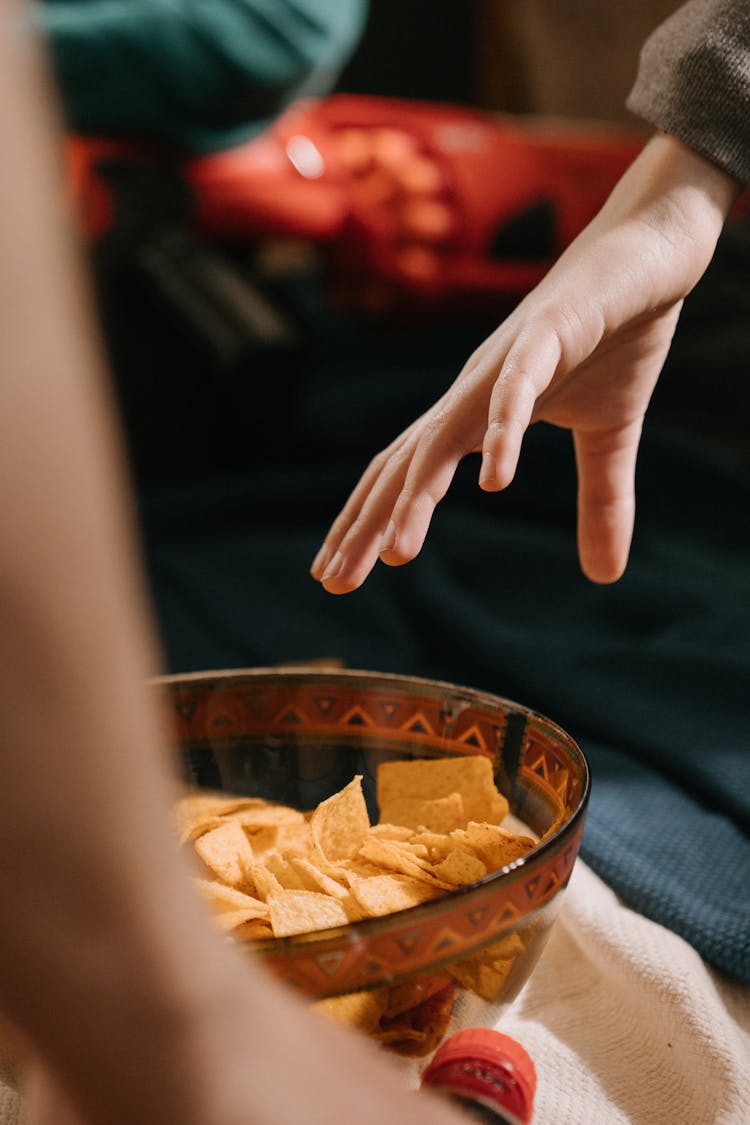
[176,755,536,1056]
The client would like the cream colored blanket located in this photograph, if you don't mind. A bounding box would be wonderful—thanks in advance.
[3,861,748,1123]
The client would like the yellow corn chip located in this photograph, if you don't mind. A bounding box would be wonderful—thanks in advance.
[229,805,306,828]
[310,776,370,863]
[174,791,268,829]
[378,792,467,834]
[263,852,309,891]
[246,862,284,902]
[348,873,442,917]
[268,889,350,938]
[238,825,280,858]
[232,918,274,942]
[359,837,450,888]
[369,823,414,842]
[409,830,455,864]
[339,891,369,923]
[312,988,389,1033]
[290,857,349,900]
[377,756,508,825]
[194,878,269,916]
[452,822,535,872]
[432,849,487,886]
[447,955,516,1001]
[214,907,273,933]
[193,821,255,887]
[475,933,525,962]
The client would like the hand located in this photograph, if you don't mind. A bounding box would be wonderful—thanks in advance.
[311,135,738,591]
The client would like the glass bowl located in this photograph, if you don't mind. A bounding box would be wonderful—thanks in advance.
[158,667,589,1056]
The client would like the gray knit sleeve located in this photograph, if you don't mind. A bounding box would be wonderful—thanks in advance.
[626,0,750,184]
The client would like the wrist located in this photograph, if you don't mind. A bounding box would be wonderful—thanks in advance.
[605,132,739,244]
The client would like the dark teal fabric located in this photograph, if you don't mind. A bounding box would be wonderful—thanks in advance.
[133,276,750,982]
[36,0,367,150]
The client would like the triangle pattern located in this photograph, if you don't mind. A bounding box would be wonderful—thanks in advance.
[314,695,337,715]
[400,710,434,736]
[468,905,489,929]
[211,712,236,728]
[528,754,549,781]
[428,929,462,956]
[379,700,400,721]
[457,724,488,751]
[316,951,345,976]
[395,930,423,955]
[276,706,308,725]
[341,704,375,727]
[496,903,520,924]
[542,873,560,896]
[524,876,541,901]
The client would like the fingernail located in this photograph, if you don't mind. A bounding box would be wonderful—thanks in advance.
[379,520,396,553]
[479,452,496,486]
[310,544,330,577]
[321,551,343,582]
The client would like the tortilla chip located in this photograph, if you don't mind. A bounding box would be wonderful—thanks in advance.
[312,988,389,1033]
[476,933,525,961]
[310,776,371,863]
[359,837,450,888]
[291,857,350,899]
[246,862,284,902]
[268,889,350,938]
[369,824,415,842]
[174,792,268,830]
[447,955,515,1001]
[432,848,487,886]
[453,822,535,872]
[193,821,255,887]
[214,907,273,933]
[409,830,455,864]
[348,873,442,917]
[232,918,274,942]
[194,878,269,917]
[373,981,456,1057]
[382,972,454,1019]
[263,852,309,891]
[378,792,467,834]
[377,756,508,825]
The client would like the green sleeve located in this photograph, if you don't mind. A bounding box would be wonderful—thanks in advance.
[35,0,368,152]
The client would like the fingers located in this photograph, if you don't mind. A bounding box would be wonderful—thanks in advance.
[310,418,426,593]
[310,327,561,595]
[574,421,643,583]
[313,406,473,594]
[479,329,562,490]
[376,418,474,567]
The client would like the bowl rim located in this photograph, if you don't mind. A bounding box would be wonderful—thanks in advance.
[158,665,591,955]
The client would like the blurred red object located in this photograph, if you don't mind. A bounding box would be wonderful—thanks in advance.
[68,94,645,312]
[421,1028,537,1124]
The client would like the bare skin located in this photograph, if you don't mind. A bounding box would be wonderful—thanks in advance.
[311,134,739,593]
[0,11,466,1125]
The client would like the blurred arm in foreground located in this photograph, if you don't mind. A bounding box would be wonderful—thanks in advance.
[0,12,463,1125]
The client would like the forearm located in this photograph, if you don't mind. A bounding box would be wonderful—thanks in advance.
[545,132,741,329]
[0,12,245,1112]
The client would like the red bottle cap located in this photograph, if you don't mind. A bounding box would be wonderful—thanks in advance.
[421,1028,536,1125]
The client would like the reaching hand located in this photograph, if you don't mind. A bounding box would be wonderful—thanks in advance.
[311,135,738,593]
